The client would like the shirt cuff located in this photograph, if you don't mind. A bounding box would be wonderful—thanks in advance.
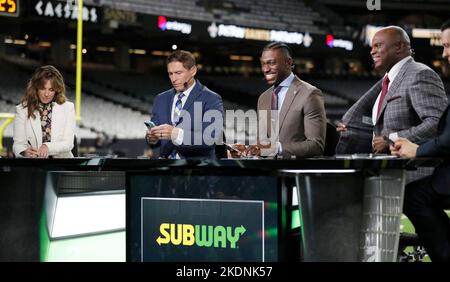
[388,132,398,143]
[173,128,184,146]
[276,142,283,155]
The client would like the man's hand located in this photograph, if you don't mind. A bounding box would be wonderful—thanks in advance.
[150,124,178,141]
[390,137,418,158]
[37,144,49,158]
[145,128,159,144]
[245,144,261,157]
[372,135,390,153]
[226,144,247,158]
[226,143,266,158]
[145,129,159,145]
[335,122,348,132]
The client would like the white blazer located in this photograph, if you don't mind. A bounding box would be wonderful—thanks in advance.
[13,101,76,158]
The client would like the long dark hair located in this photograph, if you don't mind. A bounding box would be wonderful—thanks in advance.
[21,65,67,119]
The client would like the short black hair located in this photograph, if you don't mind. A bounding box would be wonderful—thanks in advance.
[263,42,293,59]
[441,20,450,31]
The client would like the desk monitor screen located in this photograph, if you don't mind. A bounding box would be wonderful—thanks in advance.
[127,172,278,262]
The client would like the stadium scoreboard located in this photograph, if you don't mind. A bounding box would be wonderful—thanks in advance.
[0,0,18,17]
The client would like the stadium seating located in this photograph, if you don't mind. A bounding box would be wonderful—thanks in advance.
[101,0,325,33]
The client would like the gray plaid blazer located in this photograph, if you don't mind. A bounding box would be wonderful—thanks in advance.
[336,57,448,154]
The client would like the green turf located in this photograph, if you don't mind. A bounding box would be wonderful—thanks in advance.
[292,210,450,262]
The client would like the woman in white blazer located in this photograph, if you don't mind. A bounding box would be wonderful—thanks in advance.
[13,65,75,158]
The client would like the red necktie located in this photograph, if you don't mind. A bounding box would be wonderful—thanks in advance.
[377,75,390,118]
[271,86,282,110]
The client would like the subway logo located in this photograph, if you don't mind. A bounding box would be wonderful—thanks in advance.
[156,223,246,249]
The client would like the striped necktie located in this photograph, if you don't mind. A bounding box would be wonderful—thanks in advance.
[170,93,185,159]
[173,92,185,125]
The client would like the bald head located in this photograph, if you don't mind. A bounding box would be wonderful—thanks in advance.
[379,26,411,52]
[371,26,412,72]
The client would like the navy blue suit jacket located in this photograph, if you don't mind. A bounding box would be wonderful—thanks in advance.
[150,80,224,159]
[417,105,450,194]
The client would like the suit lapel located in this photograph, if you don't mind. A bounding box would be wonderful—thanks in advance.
[51,102,61,142]
[30,111,42,148]
[376,58,412,123]
[160,91,175,156]
[166,90,176,123]
[263,87,273,136]
[182,81,202,113]
[178,81,202,125]
[344,80,381,126]
[278,77,301,130]
[161,82,202,157]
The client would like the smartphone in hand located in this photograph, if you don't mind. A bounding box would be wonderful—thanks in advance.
[387,138,395,146]
[144,121,156,129]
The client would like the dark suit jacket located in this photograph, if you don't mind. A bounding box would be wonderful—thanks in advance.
[150,80,224,159]
[417,106,450,194]
[336,58,448,154]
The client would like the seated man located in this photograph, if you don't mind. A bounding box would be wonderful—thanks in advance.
[336,26,447,155]
[239,42,326,158]
[390,20,450,261]
[145,50,224,159]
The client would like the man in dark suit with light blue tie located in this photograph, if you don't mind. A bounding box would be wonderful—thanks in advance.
[390,20,450,261]
[145,50,224,159]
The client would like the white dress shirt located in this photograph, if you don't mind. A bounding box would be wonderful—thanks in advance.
[371,56,411,142]
[171,81,195,149]
[274,72,295,155]
[275,72,295,117]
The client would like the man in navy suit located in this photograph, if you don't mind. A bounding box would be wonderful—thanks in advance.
[145,50,224,159]
[390,20,450,261]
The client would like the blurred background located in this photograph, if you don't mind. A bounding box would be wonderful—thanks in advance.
[0,0,449,157]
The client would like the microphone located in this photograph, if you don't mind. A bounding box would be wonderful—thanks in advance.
[183,77,193,89]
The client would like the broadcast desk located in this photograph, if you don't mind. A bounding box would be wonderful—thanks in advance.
[0,157,435,262]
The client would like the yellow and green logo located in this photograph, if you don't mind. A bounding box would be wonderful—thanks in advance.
[156,223,246,249]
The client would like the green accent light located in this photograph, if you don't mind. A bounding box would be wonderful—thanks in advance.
[39,207,50,262]
[265,202,278,210]
[291,209,301,229]
[265,227,278,238]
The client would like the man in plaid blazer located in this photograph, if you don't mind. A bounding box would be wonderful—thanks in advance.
[336,26,448,155]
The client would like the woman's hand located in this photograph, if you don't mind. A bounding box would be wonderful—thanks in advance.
[22,147,39,158]
[37,144,49,158]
